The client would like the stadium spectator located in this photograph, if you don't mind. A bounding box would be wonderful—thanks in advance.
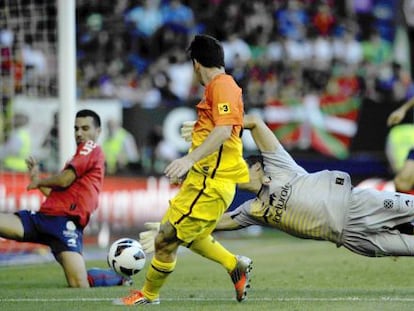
[351,0,375,40]
[332,27,363,66]
[21,42,48,81]
[311,2,336,36]
[264,32,284,64]
[281,34,312,65]
[132,73,162,108]
[125,0,163,38]
[161,0,195,34]
[142,124,179,175]
[370,0,397,43]
[142,124,163,174]
[141,114,414,258]
[275,0,309,41]
[391,62,414,104]
[309,32,334,69]
[243,1,274,58]
[221,33,252,71]
[0,110,131,287]
[163,49,193,102]
[361,29,392,65]
[114,34,252,305]
[124,0,163,59]
[387,96,414,193]
[0,113,31,172]
[203,1,245,42]
[102,119,140,175]
[0,27,25,95]
[108,70,162,108]
[42,111,59,172]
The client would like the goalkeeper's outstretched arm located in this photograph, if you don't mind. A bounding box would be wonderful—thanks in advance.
[214,213,244,231]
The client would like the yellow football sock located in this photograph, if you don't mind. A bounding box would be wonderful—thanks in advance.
[142,256,176,300]
[189,235,237,272]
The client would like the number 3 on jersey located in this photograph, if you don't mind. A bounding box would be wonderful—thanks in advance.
[218,103,231,114]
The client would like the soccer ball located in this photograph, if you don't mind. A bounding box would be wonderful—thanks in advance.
[107,238,146,277]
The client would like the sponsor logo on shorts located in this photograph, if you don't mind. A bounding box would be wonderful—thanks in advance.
[63,221,78,248]
[66,221,76,231]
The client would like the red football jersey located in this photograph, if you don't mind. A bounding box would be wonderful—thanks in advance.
[39,140,105,228]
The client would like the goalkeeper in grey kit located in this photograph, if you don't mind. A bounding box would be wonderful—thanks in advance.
[142,114,414,257]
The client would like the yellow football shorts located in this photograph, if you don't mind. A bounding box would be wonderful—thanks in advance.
[161,169,236,244]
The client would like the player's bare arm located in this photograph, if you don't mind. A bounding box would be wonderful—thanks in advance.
[387,96,414,126]
[27,167,77,191]
[214,213,244,231]
[164,125,232,179]
[244,114,279,152]
[26,156,51,196]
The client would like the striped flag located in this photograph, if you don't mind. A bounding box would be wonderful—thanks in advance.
[264,92,360,159]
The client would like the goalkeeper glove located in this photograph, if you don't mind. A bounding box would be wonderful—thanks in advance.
[138,222,160,254]
[181,121,196,142]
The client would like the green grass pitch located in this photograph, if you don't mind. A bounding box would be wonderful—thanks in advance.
[1,230,414,311]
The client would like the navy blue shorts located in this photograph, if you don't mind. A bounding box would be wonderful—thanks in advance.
[407,149,414,160]
[16,210,84,256]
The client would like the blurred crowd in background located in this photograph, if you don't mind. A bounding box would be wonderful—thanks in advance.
[75,0,409,109]
[2,0,407,108]
[1,0,413,177]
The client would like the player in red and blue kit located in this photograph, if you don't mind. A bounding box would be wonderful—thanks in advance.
[0,109,128,287]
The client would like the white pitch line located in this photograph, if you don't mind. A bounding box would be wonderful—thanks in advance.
[2,297,414,302]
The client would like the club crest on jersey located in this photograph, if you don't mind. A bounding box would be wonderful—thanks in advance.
[218,103,231,114]
[335,177,344,185]
[383,199,393,209]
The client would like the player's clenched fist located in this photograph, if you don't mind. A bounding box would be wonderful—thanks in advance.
[164,156,194,182]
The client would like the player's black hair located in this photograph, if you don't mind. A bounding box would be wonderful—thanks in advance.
[245,155,264,168]
[186,34,225,68]
[76,109,101,128]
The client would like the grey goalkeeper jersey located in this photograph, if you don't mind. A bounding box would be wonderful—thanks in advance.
[231,146,351,244]
[230,145,414,256]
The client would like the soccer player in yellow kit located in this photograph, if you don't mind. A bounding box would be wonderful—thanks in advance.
[114,34,252,305]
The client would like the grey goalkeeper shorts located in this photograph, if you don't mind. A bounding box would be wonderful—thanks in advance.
[340,187,414,257]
